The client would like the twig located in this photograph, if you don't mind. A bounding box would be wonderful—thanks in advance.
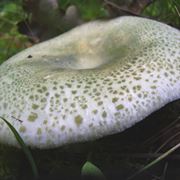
[160,162,168,180]
[114,152,180,160]
[127,143,180,180]
[142,116,180,146]
[103,0,139,16]
[155,131,180,153]
[11,116,23,123]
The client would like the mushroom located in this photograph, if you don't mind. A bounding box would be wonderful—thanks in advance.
[0,16,179,149]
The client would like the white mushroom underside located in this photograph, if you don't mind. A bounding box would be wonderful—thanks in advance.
[0,16,179,148]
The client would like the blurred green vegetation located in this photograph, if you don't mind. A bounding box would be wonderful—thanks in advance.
[143,0,180,27]
[0,0,29,64]
[59,0,108,20]
[0,0,179,64]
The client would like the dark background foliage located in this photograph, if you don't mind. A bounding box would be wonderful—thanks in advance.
[0,1,180,180]
[0,0,179,64]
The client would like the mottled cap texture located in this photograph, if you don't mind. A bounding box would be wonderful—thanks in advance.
[0,16,179,148]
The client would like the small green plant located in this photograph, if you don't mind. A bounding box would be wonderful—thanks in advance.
[81,161,106,180]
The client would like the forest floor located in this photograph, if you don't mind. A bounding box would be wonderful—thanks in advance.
[0,100,180,180]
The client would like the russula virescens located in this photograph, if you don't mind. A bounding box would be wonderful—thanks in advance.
[0,16,179,149]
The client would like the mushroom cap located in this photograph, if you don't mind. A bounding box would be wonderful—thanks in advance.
[0,16,179,149]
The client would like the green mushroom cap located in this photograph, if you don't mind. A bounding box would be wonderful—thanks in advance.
[0,16,179,148]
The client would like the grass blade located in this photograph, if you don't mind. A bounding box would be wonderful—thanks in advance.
[0,116,39,179]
